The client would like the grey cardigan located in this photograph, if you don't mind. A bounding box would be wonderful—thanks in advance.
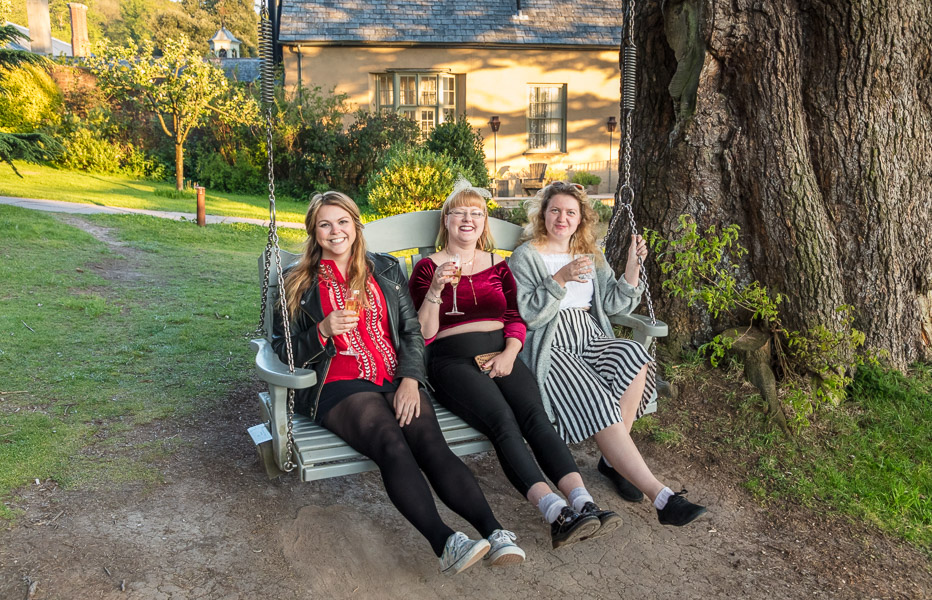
[509,241,645,421]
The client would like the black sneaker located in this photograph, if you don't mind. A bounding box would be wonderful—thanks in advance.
[579,501,623,538]
[597,456,644,502]
[550,506,600,549]
[657,489,707,526]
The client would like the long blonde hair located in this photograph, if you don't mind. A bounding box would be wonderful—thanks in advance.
[282,191,371,320]
[435,188,496,252]
[523,181,601,261]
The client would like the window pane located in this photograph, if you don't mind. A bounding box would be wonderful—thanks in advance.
[442,76,455,105]
[419,109,435,136]
[442,108,455,123]
[400,76,417,105]
[420,76,437,105]
[527,84,565,151]
[377,74,393,107]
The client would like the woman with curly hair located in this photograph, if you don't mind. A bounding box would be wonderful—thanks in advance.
[409,180,621,551]
[509,181,707,527]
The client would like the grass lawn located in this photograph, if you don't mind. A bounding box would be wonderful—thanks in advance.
[654,356,932,552]
[0,204,306,518]
[0,162,326,224]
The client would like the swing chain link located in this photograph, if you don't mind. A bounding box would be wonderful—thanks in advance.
[257,51,297,472]
[603,0,659,357]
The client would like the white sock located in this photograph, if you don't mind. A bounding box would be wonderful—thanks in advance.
[568,487,594,512]
[537,493,568,523]
[602,456,613,469]
[654,487,675,510]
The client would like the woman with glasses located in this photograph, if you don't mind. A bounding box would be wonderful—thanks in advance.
[272,191,526,574]
[508,181,707,527]
[409,179,621,552]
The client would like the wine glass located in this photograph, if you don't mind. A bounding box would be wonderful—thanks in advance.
[445,254,464,316]
[339,289,361,356]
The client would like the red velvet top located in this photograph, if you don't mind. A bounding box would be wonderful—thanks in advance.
[409,256,527,345]
[317,260,397,385]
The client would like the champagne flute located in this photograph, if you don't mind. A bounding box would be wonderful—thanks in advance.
[445,254,464,316]
[339,289,361,356]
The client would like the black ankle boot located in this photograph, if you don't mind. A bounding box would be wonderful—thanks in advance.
[657,489,707,526]
[597,456,644,502]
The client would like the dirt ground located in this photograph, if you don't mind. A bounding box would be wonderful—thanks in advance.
[2,378,930,600]
[2,215,930,599]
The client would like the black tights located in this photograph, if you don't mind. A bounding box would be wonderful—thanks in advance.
[320,389,502,556]
[429,330,580,497]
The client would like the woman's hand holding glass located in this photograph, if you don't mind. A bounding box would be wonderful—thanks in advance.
[428,260,459,298]
[552,255,594,287]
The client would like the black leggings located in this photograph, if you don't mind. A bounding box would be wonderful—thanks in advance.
[320,388,502,556]
[429,330,580,497]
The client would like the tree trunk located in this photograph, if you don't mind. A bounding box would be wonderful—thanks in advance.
[175,140,184,191]
[607,0,932,370]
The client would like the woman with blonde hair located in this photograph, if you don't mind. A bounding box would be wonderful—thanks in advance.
[509,181,707,527]
[272,191,525,573]
[410,179,621,551]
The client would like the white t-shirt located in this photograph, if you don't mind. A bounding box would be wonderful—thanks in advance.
[539,253,594,310]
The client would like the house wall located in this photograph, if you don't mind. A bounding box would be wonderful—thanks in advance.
[282,45,622,192]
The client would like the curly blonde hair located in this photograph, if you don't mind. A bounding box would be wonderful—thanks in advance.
[523,181,601,261]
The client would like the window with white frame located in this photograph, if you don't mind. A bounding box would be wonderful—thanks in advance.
[527,84,566,152]
[374,72,458,137]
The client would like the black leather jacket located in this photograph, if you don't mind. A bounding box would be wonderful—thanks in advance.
[271,252,428,420]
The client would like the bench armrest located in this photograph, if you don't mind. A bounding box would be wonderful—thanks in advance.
[609,313,668,347]
[250,338,318,389]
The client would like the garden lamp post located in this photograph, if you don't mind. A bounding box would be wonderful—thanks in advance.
[489,116,501,177]
[607,116,617,190]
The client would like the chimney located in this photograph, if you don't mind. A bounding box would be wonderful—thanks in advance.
[26,0,53,55]
[68,3,89,57]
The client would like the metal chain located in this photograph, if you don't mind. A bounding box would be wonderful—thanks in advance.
[257,6,297,473]
[602,0,658,357]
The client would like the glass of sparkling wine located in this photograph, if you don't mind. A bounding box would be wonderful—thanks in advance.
[445,254,464,316]
[339,289,361,356]
[580,254,596,280]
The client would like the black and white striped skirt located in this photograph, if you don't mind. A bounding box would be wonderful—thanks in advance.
[544,308,656,444]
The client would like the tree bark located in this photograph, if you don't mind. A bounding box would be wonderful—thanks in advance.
[175,140,184,191]
[607,0,932,370]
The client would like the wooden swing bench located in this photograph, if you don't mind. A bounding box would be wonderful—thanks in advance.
[249,210,668,482]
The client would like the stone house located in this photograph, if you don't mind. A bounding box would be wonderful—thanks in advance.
[277,0,627,192]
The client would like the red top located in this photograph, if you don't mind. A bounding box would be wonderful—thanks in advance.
[409,256,527,345]
[318,260,397,385]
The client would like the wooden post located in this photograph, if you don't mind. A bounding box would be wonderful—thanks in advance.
[196,186,206,227]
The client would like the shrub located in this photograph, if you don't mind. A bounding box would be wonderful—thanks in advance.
[59,127,124,173]
[489,204,528,226]
[545,167,566,183]
[424,118,489,188]
[591,199,612,222]
[194,149,264,195]
[0,64,63,131]
[572,170,601,187]
[366,147,466,216]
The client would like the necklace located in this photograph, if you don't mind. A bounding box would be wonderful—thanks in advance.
[446,249,480,304]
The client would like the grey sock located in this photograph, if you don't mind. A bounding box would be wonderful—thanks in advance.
[568,486,594,512]
[537,492,567,523]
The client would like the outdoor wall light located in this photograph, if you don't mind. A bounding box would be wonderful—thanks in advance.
[489,116,501,176]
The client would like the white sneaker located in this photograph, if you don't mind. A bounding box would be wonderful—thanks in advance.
[439,532,490,575]
[485,529,526,566]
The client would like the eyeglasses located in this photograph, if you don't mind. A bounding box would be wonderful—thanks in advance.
[448,209,486,220]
